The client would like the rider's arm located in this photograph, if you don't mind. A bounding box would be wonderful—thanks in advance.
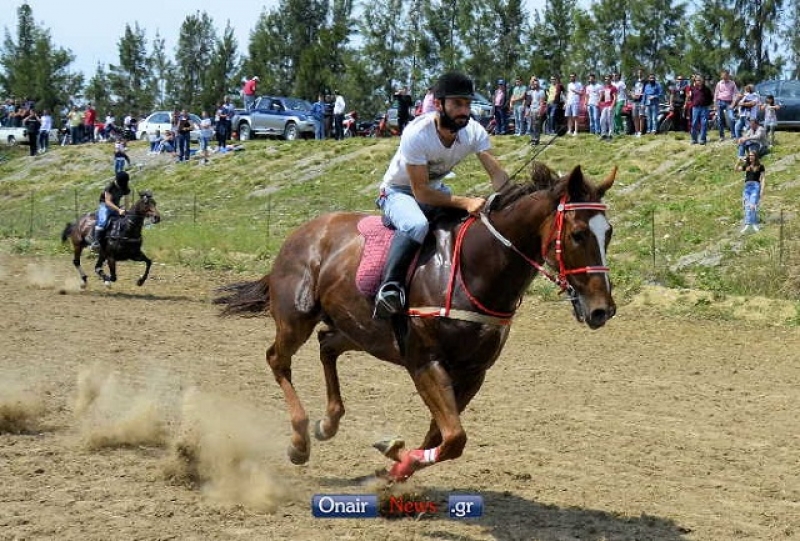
[477,151,509,192]
[103,191,125,214]
[408,164,484,215]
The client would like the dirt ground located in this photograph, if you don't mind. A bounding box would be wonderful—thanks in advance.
[1,254,799,541]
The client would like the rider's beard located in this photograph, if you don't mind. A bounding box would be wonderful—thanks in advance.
[439,108,470,133]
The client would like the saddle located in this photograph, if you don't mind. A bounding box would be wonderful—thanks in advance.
[355,210,466,297]
[106,215,140,245]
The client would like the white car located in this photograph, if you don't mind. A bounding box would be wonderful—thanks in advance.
[137,111,202,142]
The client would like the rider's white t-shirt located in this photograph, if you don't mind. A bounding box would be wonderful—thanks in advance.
[380,114,491,190]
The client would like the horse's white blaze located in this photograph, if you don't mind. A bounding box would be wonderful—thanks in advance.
[588,214,611,290]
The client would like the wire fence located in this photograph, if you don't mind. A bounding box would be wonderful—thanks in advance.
[1,188,799,296]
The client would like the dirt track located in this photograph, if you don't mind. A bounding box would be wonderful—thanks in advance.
[1,254,799,541]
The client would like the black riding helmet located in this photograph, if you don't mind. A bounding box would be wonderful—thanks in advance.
[434,71,475,100]
[115,170,131,194]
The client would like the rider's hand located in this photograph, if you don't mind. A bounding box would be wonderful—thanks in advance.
[119,208,126,215]
[465,197,486,215]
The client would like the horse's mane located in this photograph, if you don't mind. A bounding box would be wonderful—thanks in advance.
[490,161,560,211]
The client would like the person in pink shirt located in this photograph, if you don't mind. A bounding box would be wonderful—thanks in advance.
[598,74,617,140]
[714,69,738,140]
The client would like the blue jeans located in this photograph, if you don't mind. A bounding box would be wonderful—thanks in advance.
[743,181,761,225]
[513,104,525,135]
[716,100,733,137]
[738,140,764,158]
[646,102,659,133]
[95,203,120,229]
[377,184,452,244]
[114,157,127,173]
[588,105,600,134]
[734,116,749,139]
[313,119,324,140]
[691,106,708,143]
[177,132,190,161]
[546,104,559,134]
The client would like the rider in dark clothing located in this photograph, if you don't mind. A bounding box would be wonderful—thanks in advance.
[89,171,130,250]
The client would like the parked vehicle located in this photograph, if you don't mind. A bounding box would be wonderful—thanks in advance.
[755,80,800,129]
[137,111,202,142]
[232,96,315,141]
[1,124,59,146]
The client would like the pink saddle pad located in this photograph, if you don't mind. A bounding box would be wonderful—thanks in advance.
[356,216,394,297]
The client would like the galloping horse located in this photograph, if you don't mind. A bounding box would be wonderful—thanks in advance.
[61,191,161,287]
[215,163,616,482]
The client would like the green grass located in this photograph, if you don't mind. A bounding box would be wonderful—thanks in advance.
[1,131,800,321]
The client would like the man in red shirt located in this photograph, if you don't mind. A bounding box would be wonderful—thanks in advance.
[84,103,97,143]
[243,76,259,111]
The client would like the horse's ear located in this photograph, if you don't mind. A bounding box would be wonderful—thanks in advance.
[597,166,617,198]
[566,165,588,201]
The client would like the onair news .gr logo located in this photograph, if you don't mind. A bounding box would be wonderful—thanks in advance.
[449,494,484,518]
[311,494,378,518]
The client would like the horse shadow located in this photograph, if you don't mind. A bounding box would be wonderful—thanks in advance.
[315,477,690,541]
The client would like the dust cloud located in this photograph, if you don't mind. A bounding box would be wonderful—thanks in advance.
[164,387,294,512]
[0,380,46,434]
[25,262,82,293]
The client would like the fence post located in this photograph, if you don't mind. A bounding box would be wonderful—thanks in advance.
[29,191,34,238]
[779,208,784,266]
[74,189,79,221]
[193,193,197,224]
[650,208,656,273]
[266,194,271,239]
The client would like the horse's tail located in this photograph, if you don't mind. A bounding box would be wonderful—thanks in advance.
[61,222,75,243]
[213,275,272,316]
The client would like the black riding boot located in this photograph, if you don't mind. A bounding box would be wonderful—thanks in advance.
[373,232,421,319]
[89,227,105,251]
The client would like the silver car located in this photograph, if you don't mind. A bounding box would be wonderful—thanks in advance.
[233,96,315,141]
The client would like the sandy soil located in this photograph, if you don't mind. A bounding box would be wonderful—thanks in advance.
[1,254,799,541]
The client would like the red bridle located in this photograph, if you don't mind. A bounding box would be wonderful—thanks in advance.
[407,194,610,322]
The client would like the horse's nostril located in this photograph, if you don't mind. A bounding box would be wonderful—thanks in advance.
[590,309,607,324]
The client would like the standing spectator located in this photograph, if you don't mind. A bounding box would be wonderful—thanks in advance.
[38,109,52,153]
[421,86,436,114]
[509,77,527,136]
[493,79,508,135]
[687,74,713,144]
[565,73,584,136]
[669,75,690,131]
[323,94,334,138]
[526,78,546,145]
[714,69,738,140]
[612,72,628,135]
[333,89,346,140]
[735,150,765,233]
[123,112,136,141]
[598,74,617,140]
[630,68,646,137]
[23,109,40,156]
[176,109,193,162]
[84,103,96,143]
[642,74,663,135]
[761,95,780,147]
[243,76,259,111]
[545,75,563,135]
[733,84,760,139]
[310,94,325,140]
[102,112,116,140]
[394,87,414,134]
[67,105,83,145]
[113,141,130,173]
[585,73,601,135]
[736,117,767,158]
[198,111,213,164]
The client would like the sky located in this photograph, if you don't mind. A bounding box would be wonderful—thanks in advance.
[2,0,547,79]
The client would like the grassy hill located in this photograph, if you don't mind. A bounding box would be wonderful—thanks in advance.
[1,130,799,323]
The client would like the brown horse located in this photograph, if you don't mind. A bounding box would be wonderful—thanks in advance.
[61,190,161,287]
[215,163,616,482]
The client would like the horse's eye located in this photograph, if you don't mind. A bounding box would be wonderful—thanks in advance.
[571,230,588,243]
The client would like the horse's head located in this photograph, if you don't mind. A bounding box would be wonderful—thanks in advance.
[134,190,161,224]
[542,165,616,329]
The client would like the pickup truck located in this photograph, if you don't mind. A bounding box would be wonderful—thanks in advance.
[1,125,60,145]
[231,96,316,141]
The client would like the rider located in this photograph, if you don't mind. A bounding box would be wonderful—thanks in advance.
[373,71,510,319]
[89,170,130,250]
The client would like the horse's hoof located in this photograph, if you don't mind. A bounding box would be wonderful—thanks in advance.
[136,279,145,287]
[373,438,405,461]
[287,445,310,465]
[104,281,111,287]
[314,419,334,441]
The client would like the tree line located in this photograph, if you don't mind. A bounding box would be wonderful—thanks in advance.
[1,0,797,122]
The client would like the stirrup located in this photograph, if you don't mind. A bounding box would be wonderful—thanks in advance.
[373,282,406,319]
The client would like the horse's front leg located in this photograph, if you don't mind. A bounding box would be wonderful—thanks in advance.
[72,245,88,287]
[386,360,466,482]
[94,254,110,284]
[418,371,487,450]
[134,252,152,287]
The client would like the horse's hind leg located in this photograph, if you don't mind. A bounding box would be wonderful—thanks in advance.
[267,315,320,465]
[72,246,88,287]
[314,326,356,441]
